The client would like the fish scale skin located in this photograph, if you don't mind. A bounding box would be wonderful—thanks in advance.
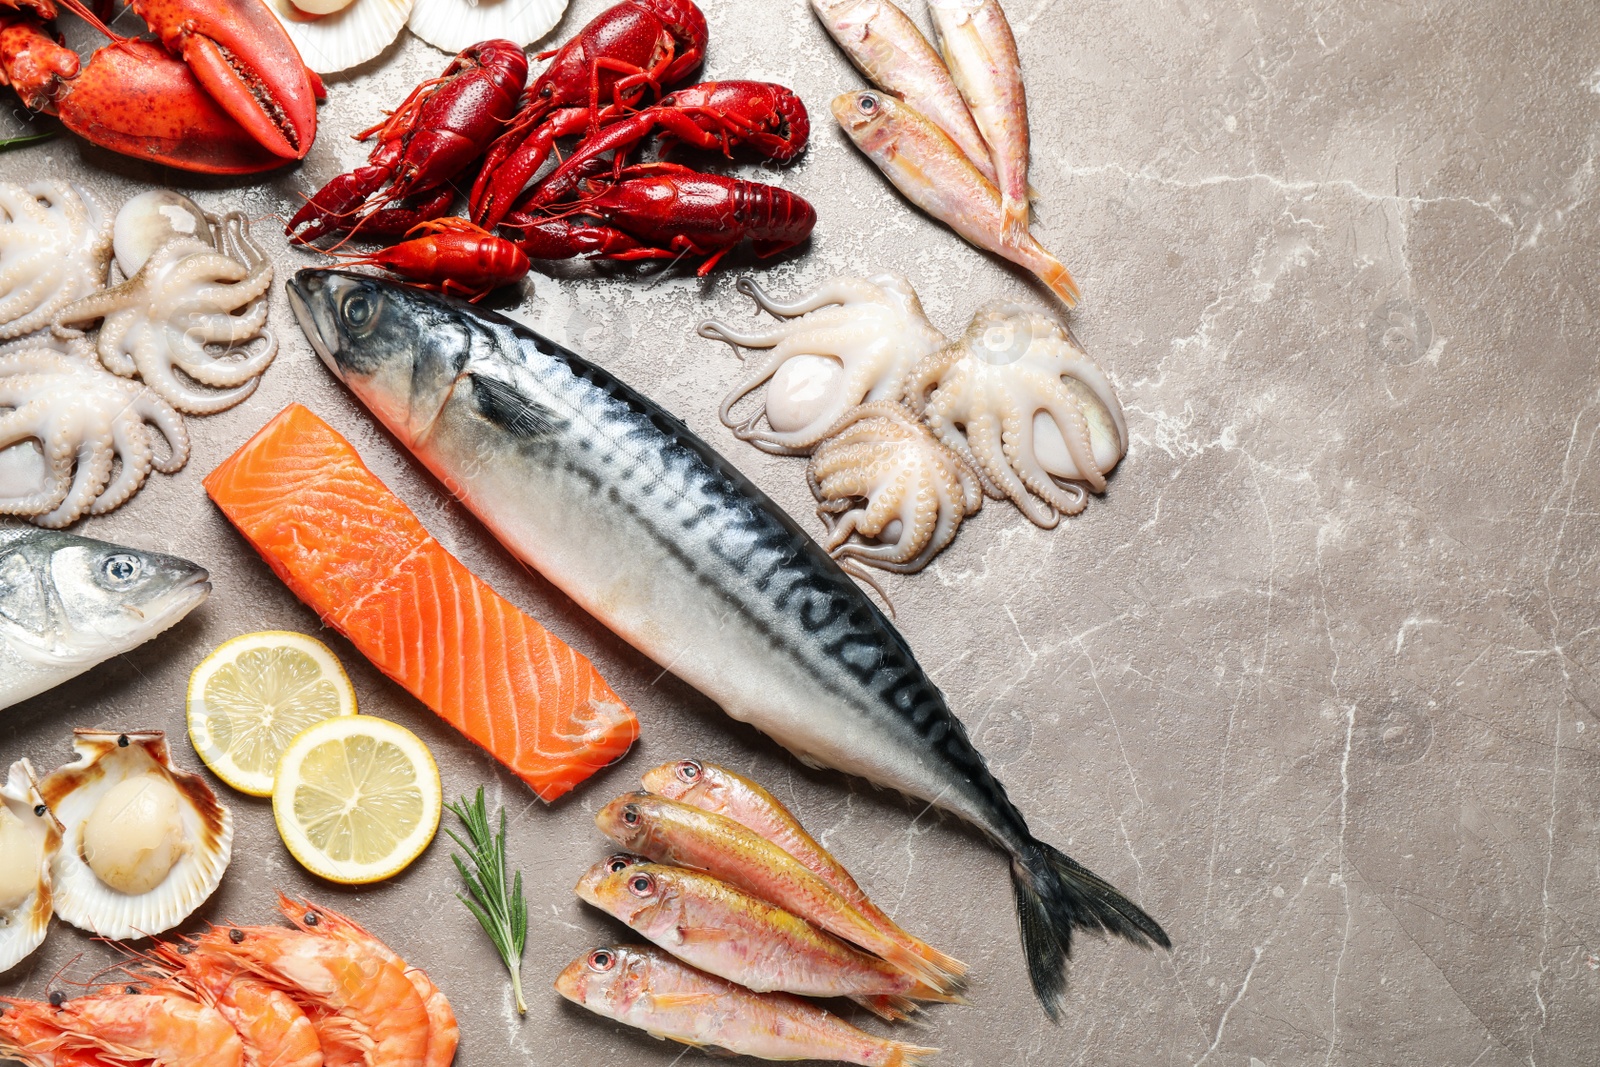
[203,404,638,802]
[310,276,1030,854]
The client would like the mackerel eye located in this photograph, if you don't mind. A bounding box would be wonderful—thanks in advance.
[621,804,641,827]
[675,760,702,784]
[627,873,656,898]
[343,294,372,328]
[587,949,616,972]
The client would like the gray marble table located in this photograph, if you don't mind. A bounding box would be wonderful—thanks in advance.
[2,0,1596,1063]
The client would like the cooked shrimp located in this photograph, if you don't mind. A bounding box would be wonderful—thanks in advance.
[149,944,324,1067]
[276,896,458,1067]
[192,925,429,1067]
[0,989,243,1067]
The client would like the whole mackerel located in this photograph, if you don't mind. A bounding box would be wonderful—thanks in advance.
[287,269,1169,1019]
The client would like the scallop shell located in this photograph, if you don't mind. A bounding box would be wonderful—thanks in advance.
[408,0,566,53]
[0,759,60,972]
[266,0,414,74]
[40,730,232,940]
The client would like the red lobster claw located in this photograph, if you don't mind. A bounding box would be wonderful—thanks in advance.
[58,0,318,159]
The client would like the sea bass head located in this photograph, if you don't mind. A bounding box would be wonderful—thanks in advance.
[0,526,210,666]
[554,944,653,1017]
[287,269,479,447]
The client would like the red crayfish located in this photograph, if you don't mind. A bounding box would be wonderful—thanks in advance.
[0,0,320,173]
[470,0,709,227]
[508,80,810,214]
[322,219,530,302]
[506,162,816,276]
[291,0,816,295]
[288,39,528,243]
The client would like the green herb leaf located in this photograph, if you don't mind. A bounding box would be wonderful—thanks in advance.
[0,132,54,152]
[447,787,528,1014]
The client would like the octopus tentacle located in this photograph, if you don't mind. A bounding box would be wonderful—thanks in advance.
[88,417,155,517]
[33,437,113,529]
[134,392,189,475]
[737,275,888,319]
[0,183,111,341]
[969,412,1058,528]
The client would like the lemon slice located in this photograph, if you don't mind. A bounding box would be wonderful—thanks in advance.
[188,632,358,796]
[273,717,441,884]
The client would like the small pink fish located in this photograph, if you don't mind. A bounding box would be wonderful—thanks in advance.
[833,90,1078,306]
[556,944,939,1066]
[928,0,1032,244]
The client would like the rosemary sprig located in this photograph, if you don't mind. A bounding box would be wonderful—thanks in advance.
[0,132,55,152]
[446,788,529,1014]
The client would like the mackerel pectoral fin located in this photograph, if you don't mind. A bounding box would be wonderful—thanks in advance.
[469,373,568,439]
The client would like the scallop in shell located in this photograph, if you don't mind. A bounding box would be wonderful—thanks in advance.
[113,190,212,278]
[408,0,567,53]
[40,730,232,940]
[266,0,413,75]
[0,759,60,972]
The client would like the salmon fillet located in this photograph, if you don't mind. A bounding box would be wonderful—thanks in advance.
[204,404,637,801]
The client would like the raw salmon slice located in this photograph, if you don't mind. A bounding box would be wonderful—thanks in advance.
[204,404,637,801]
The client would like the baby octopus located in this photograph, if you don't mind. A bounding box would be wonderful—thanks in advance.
[808,401,984,577]
[906,302,1127,528]
[0,182,111,355]
[55,211,276,415]
[0,350,188,528]
[701,274,947,454]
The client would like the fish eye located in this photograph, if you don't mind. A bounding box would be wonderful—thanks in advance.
[605,854,635,874]
[857,93,878,114]
[587,949,615,971]
[344,294,373,328]
[100,552,142,585]
[627,873,655,897]
[621,804,640,826]
[675,760,702,783]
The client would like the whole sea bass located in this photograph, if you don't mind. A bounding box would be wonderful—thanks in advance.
[0,526,211,710]
[287,269,1169,1018]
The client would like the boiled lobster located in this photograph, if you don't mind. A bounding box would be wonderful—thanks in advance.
[0,0,319,173]
[470,0,709,227]
[288,39,527,243]
[505,162,816,275]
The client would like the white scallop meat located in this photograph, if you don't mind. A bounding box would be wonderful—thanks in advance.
[40,730,232,940]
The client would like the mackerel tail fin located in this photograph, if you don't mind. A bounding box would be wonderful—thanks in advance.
[1011,840,1170,1022]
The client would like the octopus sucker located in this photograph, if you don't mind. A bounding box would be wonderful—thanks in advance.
[54,210,277,416]
[701,273,947,454]
[906,301,1126,529]
[0,182,111,342]
[0,350,189,529]
[808,401,984,575]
